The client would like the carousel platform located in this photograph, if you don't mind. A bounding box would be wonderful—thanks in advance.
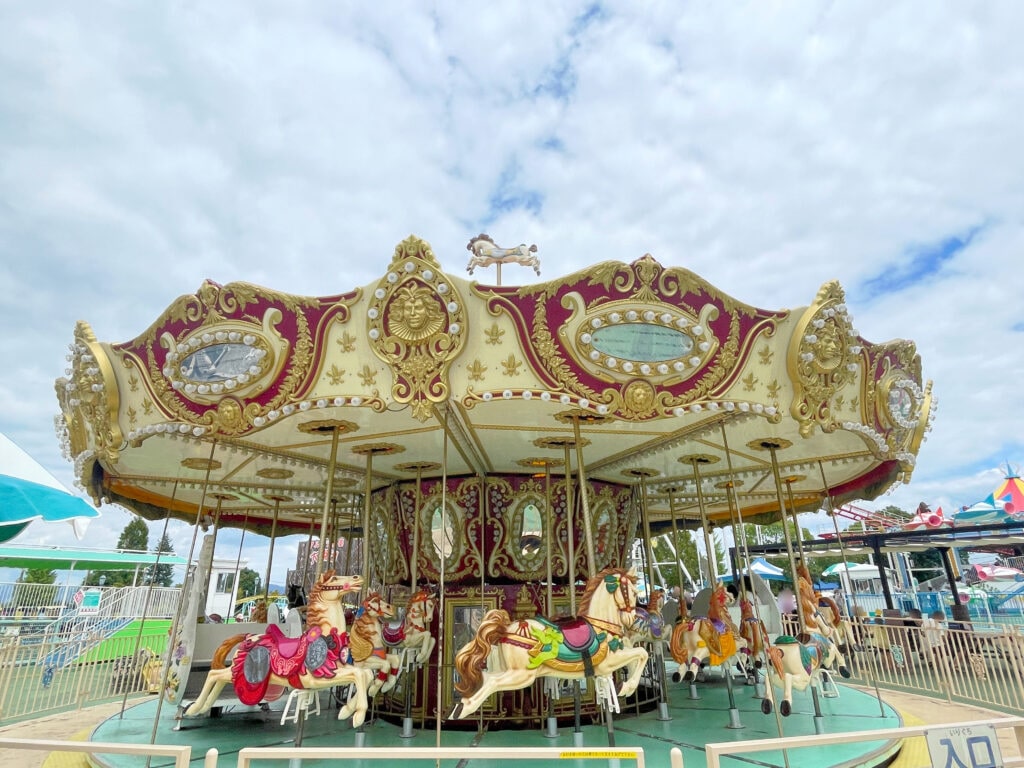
[86,677,903,768]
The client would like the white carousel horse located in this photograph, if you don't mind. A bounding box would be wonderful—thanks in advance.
[627,588,668,647]
[466,234,540,276]
[349,592,401,696]
[760,630,851,717]
[449,567,648,721]
[382,589,437,667]
[184,571,374,728]
[669,582,752,683]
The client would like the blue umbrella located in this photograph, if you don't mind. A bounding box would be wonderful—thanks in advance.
[0,434,99,543]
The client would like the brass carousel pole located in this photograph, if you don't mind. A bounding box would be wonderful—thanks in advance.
[541,457,560,739]
[314,427,341,583]
[720,426,789,762]
[628,468,671,720]
[818,459,886,717]
[263,495,285,609]
[783,476,808,565]
[568,413,617,748]
[435,415,450,749]
[686,454,743,729]
[762,440,829,733]
[561,440,584,746]
[150,438,216,745]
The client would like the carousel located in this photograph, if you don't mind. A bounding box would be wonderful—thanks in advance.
[54,235,932,766]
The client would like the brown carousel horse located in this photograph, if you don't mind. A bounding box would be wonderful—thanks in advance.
[349,592,400,695]
[184,571,374,727]
[382,589,437,667]
[450,567,648,721]
[796,563,856,652]
[669,582,751,682]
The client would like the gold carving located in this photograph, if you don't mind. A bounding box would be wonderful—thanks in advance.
[466,360,487,381]
[767,379,781,400]
[484,323,505,345]
[387,284,445,342]
[181,457,222,470]
[758,345,774,365]
[325,364,346,386]
[141,399,154,415]
[338,332,356,353]
[787,282,859,438]
[357,365,377,387]
[127,406,137,427]
[367,237,467,421]
[742,373,758,392]
[501,354,522,377]
[128,375,139,392]
[622,380,656,418]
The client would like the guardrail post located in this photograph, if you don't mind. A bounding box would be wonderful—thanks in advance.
[669,745,684,767]
[202,747,218,768]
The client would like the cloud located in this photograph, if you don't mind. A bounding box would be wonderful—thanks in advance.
[2,2,1023,570]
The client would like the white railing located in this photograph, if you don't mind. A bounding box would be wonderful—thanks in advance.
[0,737,212,768]
[237,746,646,768]
[701,717,1024,768]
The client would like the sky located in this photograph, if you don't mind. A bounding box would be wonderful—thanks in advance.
[1,3,1023,587]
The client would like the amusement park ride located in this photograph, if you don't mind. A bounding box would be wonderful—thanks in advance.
[53,235,933,757]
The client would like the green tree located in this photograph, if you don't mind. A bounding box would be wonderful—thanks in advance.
[237,567,261,599]
[146,532,176,587]
[651,530,701,590]
[85,517,150,586]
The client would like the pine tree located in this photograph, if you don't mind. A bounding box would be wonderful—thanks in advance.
[146,532,176,587]
[85,518,150,587]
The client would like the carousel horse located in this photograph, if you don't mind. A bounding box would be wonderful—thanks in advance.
[761,629,851,717]
[466,234,541,276]
[627,588,668,647]
[449,567,648,721]
[349,592,401,695]
[796,564,844,638]
[184,571,374,728]
[738,591,771,663]
[669,582,751,683]
[382,589,437,666]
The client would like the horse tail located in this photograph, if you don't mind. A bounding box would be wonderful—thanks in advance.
[454,609,509,697]
[211,634,248,670]
[668,619,689,664]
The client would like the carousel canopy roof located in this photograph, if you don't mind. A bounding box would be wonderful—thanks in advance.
[54,237,932,537]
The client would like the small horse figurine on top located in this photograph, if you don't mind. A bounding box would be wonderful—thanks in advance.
[184,571,374,728]
[466,234,540,278]
[450,567,647,720]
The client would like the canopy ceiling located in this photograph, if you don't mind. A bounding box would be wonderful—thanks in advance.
[54,237,932,538]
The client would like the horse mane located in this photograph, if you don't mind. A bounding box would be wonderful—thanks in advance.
[349,614,375,662]
[466,233,494,250]
[303,569,336,629]
[707,584,729,622]
[579,567,631,615]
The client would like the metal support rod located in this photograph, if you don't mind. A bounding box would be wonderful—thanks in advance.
[315,428,342,583]
[689,458,717,585]
[563,443,577,616]
[263,497,283,604]
[571,416,597,576]
[361,453,374,591]
[764,442,809,631]
[411,467,423,588]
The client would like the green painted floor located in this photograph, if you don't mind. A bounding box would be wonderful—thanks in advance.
[88,677,903,768]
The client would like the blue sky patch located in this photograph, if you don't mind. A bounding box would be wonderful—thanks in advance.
[861,224,985,300]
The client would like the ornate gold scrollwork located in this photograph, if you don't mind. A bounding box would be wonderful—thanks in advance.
[787,282,860,438]
[367,237,467,421]
[55,321,123,466]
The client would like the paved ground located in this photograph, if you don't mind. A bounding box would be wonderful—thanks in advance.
[0,690,1020,768]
